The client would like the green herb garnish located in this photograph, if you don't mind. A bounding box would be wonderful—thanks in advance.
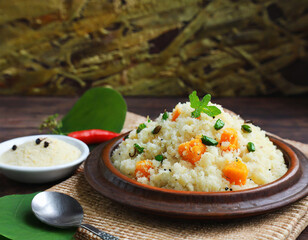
[214,119,225,130]
[39,114,63,134]
[137,123,147,133]
[242,124,252,133]
[134,143,144,154]
[201,135,219,146]
[189,91,221,118]
[162,111,168,120]
[247,142,255,152]
[155,154,164,162]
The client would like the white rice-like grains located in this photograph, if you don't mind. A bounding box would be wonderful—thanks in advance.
[112,102,287,192]
[0,137,81,167]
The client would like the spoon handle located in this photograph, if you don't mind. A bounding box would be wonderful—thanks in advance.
[81,223,119,240]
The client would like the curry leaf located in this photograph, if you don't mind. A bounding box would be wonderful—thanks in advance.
[0,193,76,240]
[60,87,127,134]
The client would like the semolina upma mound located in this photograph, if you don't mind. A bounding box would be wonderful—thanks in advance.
[111,92,287,192]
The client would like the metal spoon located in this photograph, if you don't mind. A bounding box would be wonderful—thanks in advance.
[32,191,119,240]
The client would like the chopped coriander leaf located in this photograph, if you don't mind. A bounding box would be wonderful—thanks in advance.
[137,123,147,133]
[247,142,255,152]
[201,135,218,146]
[214,119,224,130]
[155,154,164,162]
[242,124,252,133]
[189,91,221,118]
[134,143,144,154]
[148,119,151,122]
[162,112,168,120]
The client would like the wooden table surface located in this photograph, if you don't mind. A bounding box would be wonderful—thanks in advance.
[0,96,307,239]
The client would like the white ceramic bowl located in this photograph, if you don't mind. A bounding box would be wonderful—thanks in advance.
[0,134,89,183]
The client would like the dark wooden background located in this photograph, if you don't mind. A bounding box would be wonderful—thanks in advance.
[0,96,307,239]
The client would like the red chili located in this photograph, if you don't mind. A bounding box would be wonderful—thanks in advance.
[68,129,120,144]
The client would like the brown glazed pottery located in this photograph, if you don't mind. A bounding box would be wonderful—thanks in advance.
[84,133,308,219]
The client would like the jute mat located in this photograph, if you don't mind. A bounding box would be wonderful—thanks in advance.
[48,111,308,240]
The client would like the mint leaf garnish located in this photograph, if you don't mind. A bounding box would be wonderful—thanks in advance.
[189,91,200,109]
[189,91,221,118]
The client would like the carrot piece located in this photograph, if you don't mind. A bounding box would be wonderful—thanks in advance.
[222,161,249,185]
[178,139,206,165]
[219,128,239,151]
[172,107,181,121]
[135,160,153,179]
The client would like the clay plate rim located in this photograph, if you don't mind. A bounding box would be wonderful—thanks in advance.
[103,133,299,195]
[84,133,308,219]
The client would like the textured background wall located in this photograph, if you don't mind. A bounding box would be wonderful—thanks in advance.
[0,0,307,96]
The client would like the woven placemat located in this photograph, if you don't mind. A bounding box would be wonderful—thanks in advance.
[48,111,308,240]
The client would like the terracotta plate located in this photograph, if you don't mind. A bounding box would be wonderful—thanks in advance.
[84,133,308,219]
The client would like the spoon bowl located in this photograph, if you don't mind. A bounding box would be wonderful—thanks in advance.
[32,192,118,240]
[32,192,83,228]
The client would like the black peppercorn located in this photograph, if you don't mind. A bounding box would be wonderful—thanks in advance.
[35,138,42,145]
[225,187,229,191]
[44,141,49,148]
[230,188,233,191]
[12,145,17,151]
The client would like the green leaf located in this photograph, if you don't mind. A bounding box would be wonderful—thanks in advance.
[60,87,126,134]
[191,108,201,118]
[0,235,10,240]
[189,91,221,118]
[200,94,211,107]
[202,106,221,117]
[0,193,76,240]
[189,91,200,108]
